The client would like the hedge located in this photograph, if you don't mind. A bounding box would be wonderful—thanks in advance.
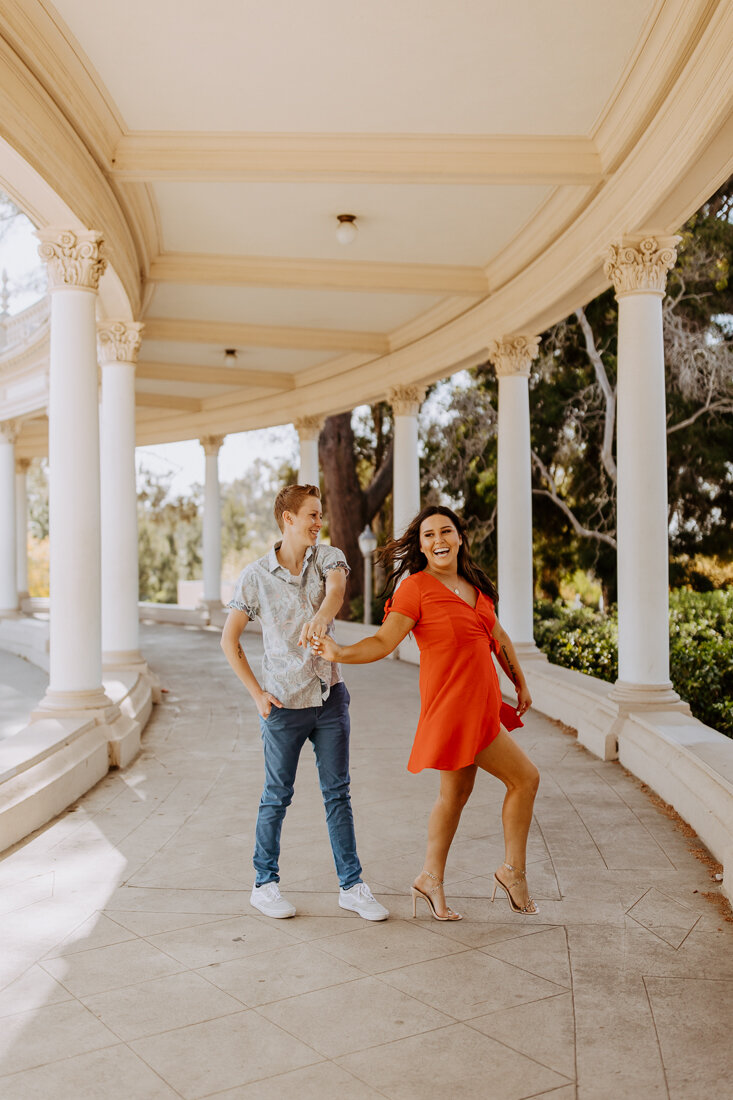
[533,589,733,738]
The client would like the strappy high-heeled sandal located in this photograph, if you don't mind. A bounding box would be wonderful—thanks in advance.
[411,870,463,921]
[491,862,539,914]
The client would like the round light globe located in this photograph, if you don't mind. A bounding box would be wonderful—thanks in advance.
[336,215,358,245]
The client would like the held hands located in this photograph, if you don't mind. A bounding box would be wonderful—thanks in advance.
[297,615,330,650]
[310,634,340,663]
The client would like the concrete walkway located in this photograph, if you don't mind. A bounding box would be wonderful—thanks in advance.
[0,622,731,1099]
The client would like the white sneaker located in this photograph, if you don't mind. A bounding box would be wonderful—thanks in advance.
[250,882,296,918]
[339,881,389,921]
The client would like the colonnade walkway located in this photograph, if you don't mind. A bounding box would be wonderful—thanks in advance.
[0,622,731,1099]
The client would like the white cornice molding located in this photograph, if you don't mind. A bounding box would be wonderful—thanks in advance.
[135,392,201,413]
[0,34,141,315]
[142,317,388,355]
[111,132,602,185]
[136,360,295,390]
[148,252,488,297]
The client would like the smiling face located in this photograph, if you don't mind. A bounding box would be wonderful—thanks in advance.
[419,514,462,572]
[284,495,323,547]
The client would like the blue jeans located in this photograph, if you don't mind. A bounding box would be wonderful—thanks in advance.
[254,682,362,889]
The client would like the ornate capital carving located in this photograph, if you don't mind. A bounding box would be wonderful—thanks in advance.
[487,335,541,378]
[36,228,107,292]
[97,320,144,364]
[293,415,325,441]
[604,235,681,298]
[200,434,225,456]
[15,456,31,474]
[388,383,426,417]
[0,419,18,445]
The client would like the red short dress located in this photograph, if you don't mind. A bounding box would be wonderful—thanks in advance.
[386,571,514,773]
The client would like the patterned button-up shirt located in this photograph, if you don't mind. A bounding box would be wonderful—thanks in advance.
[227,542,350,708]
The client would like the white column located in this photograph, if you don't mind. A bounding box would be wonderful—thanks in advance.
[0,421,18,615]
[98,320,144,665]
[294,416,323,485]
[15,457,30,599]
[389,384,425,537]
[487,337,541,650]
[201,434,225,609]
[34,228,111,709]
[604,235,683,706]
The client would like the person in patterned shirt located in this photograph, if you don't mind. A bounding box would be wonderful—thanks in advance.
[221,484,388,922]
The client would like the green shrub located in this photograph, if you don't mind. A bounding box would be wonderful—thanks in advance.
[533,589,733,738]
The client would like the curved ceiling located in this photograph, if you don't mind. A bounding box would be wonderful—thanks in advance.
[1,0,732,456]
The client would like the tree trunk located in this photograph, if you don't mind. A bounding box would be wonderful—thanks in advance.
[319,412,393,617]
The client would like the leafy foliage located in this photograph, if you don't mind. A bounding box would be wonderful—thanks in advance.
[533,590,733,737]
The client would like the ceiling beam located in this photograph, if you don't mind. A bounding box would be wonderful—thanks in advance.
[135,392,202,412]
[111,133,603,185]
[136,360,295,389]
[142,317,388,354]
[148,252,488,296]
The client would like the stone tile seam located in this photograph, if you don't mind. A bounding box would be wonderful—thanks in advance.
[461,1013,576,1086]
[641,974,672,1100]
[625,908,702,951]
[535,776,610,871]
[590,765,678,870]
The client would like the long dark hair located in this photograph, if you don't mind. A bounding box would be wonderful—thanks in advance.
[377,505,498,602]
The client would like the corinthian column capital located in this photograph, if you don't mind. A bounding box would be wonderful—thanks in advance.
[0,419,18,444]
[36,228,107,292]
[200,434,225,456]
[487,335,541,378]
[97,320,144,365]
[388,384,426,417]
[293,415,325,441]
[604,235,681,298]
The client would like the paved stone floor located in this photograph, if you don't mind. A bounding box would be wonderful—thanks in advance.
[0,650,48,740]
[0,622,731,1099]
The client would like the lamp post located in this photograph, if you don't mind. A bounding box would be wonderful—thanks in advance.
[357,524,378,625]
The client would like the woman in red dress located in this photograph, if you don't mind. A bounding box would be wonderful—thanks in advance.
[312,505,539,920]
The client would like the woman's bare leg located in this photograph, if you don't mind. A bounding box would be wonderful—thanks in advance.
[474,728,540,911]
[413,765,476,917]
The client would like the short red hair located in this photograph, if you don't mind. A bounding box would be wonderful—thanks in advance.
[274,484,321,532]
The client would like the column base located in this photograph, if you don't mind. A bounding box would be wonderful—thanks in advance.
[32,688,144,769]
[608,679,691,715]
[512,641,549,663]
[32,687,118,719]
[103,651,163,705]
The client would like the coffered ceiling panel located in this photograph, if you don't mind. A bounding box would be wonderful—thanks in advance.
[150,181,553,266]
[51,0,655,134]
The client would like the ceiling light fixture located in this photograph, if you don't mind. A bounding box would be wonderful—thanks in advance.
[223,348,237,365]
[336,214,358,246]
